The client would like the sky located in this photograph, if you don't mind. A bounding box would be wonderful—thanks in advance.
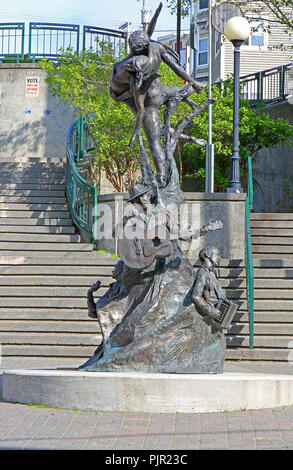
[1,0,191,40]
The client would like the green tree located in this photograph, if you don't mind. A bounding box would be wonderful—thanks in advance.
[40,44,141,192]
[178,80,293,191]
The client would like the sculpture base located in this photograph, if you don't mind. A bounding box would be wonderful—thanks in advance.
[3,369,293,414]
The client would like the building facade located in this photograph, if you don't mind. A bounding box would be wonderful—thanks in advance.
[158,1,293,84]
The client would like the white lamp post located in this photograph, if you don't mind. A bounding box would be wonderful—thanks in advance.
[224,16,250,193]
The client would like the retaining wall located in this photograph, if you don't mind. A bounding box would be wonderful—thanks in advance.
[0,63,76,158]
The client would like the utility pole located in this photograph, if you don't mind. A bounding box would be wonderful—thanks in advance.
[119,22,131,53]
[141,0,151,31]
[176,0,181,64]
[205,0,214,193]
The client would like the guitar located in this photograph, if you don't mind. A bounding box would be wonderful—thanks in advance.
[117,219,223,269]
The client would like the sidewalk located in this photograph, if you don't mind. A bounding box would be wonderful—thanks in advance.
[1,357,293,450]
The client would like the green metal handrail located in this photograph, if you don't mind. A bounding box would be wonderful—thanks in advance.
[0,21,179,64]
[0,23,25,62]
[66,116,97,245]
[28,22,80,62]
[245,156,254,349]
[240,63,293,106]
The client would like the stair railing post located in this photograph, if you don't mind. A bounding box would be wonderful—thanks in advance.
[245,156,254,349]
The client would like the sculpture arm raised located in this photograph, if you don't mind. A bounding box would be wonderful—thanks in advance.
[160,47,205,94]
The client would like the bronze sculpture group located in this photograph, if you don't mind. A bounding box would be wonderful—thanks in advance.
[80,3,238,374]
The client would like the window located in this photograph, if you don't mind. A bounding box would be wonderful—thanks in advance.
[243,20,266,47]
[199,0,208,9]
[198,37,208,66]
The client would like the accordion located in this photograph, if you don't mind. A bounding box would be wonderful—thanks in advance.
[214,298,238,328]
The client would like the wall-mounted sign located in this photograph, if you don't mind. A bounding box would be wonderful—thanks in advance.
[26,77,39,97]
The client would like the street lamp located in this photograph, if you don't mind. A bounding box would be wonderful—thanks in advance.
[224,16,250,193]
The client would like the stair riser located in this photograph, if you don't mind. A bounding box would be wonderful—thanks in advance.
[0,226,76,234]
[0,212,71,218]
[0,234,80,242]
[0,219,73,226]
[0,197,67,204]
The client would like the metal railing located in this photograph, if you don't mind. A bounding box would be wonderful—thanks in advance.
[83,25,127,56]
[0,23,25,62]
[240,63,293,106]
[0,22,179,64]
[66,116,97,244]
[245,156,254,349]
[28,22,80,62]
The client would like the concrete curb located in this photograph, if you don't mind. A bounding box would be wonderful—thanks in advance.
[3,369,293,414]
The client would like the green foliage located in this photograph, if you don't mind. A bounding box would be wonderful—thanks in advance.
[40,44,141,192]
[175,80,293,191]
[166,0,193,17]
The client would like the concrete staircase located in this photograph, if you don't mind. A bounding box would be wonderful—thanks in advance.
[1,159,293,364]
[225,213,293,362]
[0,155,116,360]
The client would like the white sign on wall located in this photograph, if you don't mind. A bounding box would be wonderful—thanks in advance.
[26,77,40,97]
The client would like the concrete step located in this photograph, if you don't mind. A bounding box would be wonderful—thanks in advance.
[0,204,69,212]
[252,236,293,245]
[225,279,293,289]
[251,228,293,236]
[228,268,293,278]
[226,348,292,361]
[0,242,92,251]
[228,323,293,335]
[0,196,67,204]
[0,211,71,218]
[0,162,65,169]
[239,300,293,310]
[0,233,81,243]
[2,320,293,336]
[0,225,76,234]
[0,332,98,346]
[0,265,114,275]
[0,320,98,333]
[248,258,293,267]
[234,311,293,322]
[226,335,293,348]
[0,308,89,320]
[227,289,293,300]
[253,253,293,259]
[0,156,66,163]
[253,246,293,254]
[0,275,110,286]
[0,183,65,190]
[0,190,65,197]
[0,218,73,226]
[0,178,65,185]
[0,286,107,297]
[251,213,293,220]
[0,297,88,308]
[0,170,65,178]
[251,220,293,228]
[6,274,284,290]
[1,345,95,357]
[0,255,117,265]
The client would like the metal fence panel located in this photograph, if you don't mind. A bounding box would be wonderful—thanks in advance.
[83,25,126,56]
[28,22,80,61]
[0,23,24,62]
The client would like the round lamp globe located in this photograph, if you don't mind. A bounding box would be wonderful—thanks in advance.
[224,16,250,42]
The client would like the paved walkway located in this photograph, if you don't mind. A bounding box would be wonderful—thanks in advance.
[1,358,293,450]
